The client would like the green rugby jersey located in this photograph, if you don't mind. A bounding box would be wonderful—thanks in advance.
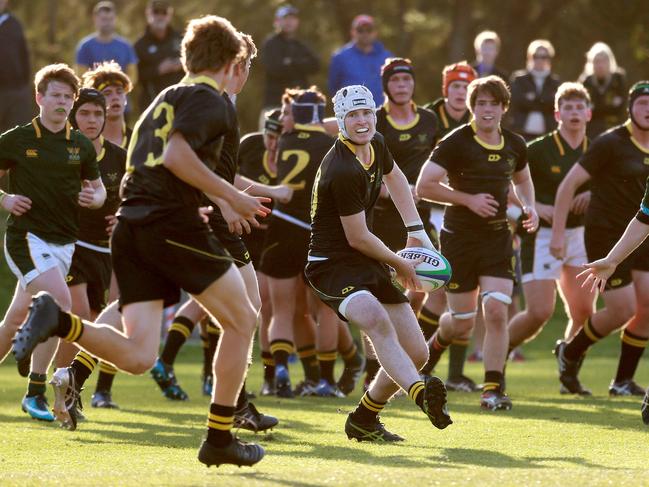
[0,118,99,244]
[527,130,589,228]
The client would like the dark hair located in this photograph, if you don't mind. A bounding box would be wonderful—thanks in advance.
[467,75,510,111]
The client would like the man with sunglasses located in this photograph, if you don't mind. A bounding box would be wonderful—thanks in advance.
[328,15,392,104]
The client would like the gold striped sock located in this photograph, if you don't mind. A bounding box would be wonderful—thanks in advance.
[75,351,97,373]
[621,330,648,348]
[262,355,275,366]
[64,314,84,343]
[418,311,439,325]
[482,382,500,392]
[270,341,294,355]
[341,344,357,361]
[360,392,385,413]
[408,380,425,402]
[169,321,192,339]
[317,351,338,362]
[583,318,602,343]
[207,412,234,431]
[452,339,470,346]
[207,322,221,335]
[99,362,118,375]
[297,347,316,359]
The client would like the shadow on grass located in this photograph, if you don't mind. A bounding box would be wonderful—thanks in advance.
[440,447,609,469]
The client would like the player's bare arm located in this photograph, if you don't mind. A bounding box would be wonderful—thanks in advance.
[234,173,293,204]
[164,131,270,221]
[416,160,498,218]
[340,211,420,291]
[511,165,539,233]
[550,164,591,259]
[580,217,649,293]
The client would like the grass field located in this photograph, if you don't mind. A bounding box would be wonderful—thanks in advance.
[1,310,648,486]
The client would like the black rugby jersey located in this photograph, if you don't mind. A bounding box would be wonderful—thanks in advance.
[119,75,232,223]
[237,132,277,186]
[430,121,527,232]
[527,131,589,228]
[275,124,333,223]
[580,121,649,231]
[376,103,437,184]
[424,98,471,144]
[78,137,126,246]
[309,132,394,257]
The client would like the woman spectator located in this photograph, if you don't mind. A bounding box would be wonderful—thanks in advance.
[579,42,627,138]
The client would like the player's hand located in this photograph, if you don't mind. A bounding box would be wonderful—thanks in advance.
[78,180,96,208]
[198,205,213,224]
[549,231,565,260]
[272,185,293,204]
[536,203,554,224]
[570,191,591,215]
[577,258,618,293]
[466,193,499,218]
[231,191,271,222]
[104,214,118,236]
[521,206,539,233]
[393,255,423,292]
[218,199,253,235]
[1,193,31,216]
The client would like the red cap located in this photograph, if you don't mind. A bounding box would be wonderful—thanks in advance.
[352,14,375,29]
[442,62,477,97]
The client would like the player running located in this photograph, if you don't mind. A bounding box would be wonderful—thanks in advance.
[306,84,452,441]
[417,76,539,411]
[12,16,270,467]
[507,82,596,393]
[550,81,649,397]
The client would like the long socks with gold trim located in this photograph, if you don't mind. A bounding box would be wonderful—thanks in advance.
[206,403,234,447]
[350,391,386,423]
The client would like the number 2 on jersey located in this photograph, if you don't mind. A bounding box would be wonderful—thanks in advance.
[280,149,310,190]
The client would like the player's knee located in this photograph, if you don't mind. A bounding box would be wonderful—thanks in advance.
[411,340,429,369]
[360,312,392,338]
[123,354,156,375]
[483,300,508,325]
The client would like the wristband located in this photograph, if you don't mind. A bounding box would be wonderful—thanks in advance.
[405,220,424,232]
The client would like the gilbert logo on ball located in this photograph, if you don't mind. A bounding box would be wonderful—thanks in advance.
[396,247,452,292]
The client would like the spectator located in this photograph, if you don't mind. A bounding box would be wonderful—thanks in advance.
[471,30,508,81]
[509,39,560,140]
[260,5,319,120]
[328,14,392,104]
[579,42,627,138]
[134,0,183,111]
[75,1,138,83]
[0,0,32,133]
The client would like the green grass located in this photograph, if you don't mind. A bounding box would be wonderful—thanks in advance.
[0,313,648,486]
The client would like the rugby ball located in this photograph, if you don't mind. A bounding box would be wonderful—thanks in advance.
[396,247,452,292]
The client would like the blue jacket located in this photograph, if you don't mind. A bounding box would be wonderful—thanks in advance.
[328,40,392,104]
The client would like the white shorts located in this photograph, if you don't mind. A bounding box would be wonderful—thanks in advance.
[521,226,586,283]
[4,231,75,290]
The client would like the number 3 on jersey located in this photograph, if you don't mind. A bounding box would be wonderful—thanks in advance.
[280,149,310,190]
[126,102,175,171]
